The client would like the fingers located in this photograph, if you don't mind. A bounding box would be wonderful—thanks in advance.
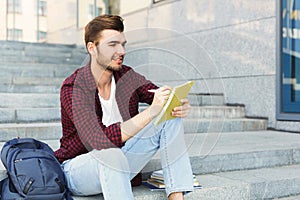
[156,86,172,95]
[172,99,191,118]
[154,86,171,103]
[150,86,172,117]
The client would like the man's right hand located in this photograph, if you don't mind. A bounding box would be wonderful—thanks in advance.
[149,86,171,118]
[120,86,171,142]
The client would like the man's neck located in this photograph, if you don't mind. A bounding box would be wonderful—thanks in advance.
[91,61,113,86]
[91,62,113,100]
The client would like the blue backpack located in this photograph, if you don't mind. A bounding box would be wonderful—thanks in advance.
[0,138,73,200]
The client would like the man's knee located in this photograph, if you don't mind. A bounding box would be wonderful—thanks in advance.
[91,148,129,172]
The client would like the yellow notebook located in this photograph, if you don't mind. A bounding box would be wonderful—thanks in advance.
[153,80,194,125]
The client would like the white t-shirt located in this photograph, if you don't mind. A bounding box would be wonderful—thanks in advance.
[98,76,123,126]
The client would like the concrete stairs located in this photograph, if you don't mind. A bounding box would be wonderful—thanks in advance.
[0,41,299,199]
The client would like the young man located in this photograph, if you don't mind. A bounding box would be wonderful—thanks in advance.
[54,15,194,200]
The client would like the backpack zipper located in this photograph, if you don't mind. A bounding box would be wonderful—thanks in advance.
[14,156,53,163]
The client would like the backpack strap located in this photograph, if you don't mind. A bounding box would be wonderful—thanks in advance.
[65,189,74,200]
[0,177,7,200]
[0,138,19,168]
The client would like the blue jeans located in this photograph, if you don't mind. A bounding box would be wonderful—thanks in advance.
[62,118,194,199]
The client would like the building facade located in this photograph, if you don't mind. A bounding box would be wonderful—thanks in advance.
[0,0,118,44]
[0,0,298,132]
[119,0,300,132]
[0,0,48,43]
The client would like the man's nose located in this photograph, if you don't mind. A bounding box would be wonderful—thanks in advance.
[117,44,125,55]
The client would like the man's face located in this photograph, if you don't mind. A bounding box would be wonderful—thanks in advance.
[94,29,127,71]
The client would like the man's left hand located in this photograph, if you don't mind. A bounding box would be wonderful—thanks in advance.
[171,98,191,118]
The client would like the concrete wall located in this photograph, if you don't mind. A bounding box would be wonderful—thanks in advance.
[120,0,151,14]
[120,0,300,131]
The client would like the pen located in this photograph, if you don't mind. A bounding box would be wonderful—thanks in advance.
[148,89,157,93]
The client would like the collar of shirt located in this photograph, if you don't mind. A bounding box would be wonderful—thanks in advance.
[82,62,122,92]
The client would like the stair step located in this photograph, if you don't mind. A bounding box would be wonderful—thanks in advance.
[0,146,300,199]
[0,108,60,123]
[1,165,299,200]
[0,93,59,108]
[144,131,300,175]
[0,62,78,79]
[0,106,246,123]
[0,130,298,176]
[276,195,300,199]
[0,62,78,69]
[0,49,72,58]
[0,93,224,109]
[189,93,224,106]
[0,77,65,86]
[140,105,245,118]
[216,164,300,199]
[183,118,268,133]
[0,118,267,138]
[0,84,60,93]
[0,65,78,78]
[0,131,299,199]
[0,41,87,65]
[0,40,84,52]
[186,106,246,118]
[0,122,62,141]
[0,54,85,64]
[0,171,248,200]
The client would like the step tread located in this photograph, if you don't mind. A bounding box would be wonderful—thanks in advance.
[276,195,300,199]
[0,131,299,199]
[1,164,300,199]
[0,130,299,174]
[184,117,267,122]
[0,130,298,156]
[0,122,61,128]
[0,117,268,133]
[144,130,300,173]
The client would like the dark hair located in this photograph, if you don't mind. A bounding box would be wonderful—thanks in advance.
[84,15,124,47]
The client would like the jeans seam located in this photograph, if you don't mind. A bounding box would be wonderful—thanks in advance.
[101,164,113,200]
[162,126,174,189]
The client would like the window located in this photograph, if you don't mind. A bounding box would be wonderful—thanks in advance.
[7,0,22,13]
[38,0,47,16]
[37,31,47,41]
[7,28,23,41]
[153,0,167,3]
[98,7,103,15]
[277,0,300,120]
[88,4,94,19]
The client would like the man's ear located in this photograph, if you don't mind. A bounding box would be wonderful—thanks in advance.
[87,42,96,55]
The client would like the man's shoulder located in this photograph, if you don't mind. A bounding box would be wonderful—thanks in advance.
[62,65,87,86]
[120,64,133,74]
[118,65,143,78]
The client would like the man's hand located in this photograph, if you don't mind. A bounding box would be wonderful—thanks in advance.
[171,98,191,118]
[121,86,171,142]
[149,86,171,118]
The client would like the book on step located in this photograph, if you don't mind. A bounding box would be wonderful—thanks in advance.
[153,80,195,126]
[142,170,202,191]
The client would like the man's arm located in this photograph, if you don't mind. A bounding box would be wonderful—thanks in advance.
[120,86,171,142]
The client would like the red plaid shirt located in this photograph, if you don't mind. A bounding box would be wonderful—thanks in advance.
[54,63,157,163]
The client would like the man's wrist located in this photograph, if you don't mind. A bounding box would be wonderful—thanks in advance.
[147,105,160,119]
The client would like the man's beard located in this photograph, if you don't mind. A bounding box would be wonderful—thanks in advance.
[106,64,122,72]
[96,58,122,72]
